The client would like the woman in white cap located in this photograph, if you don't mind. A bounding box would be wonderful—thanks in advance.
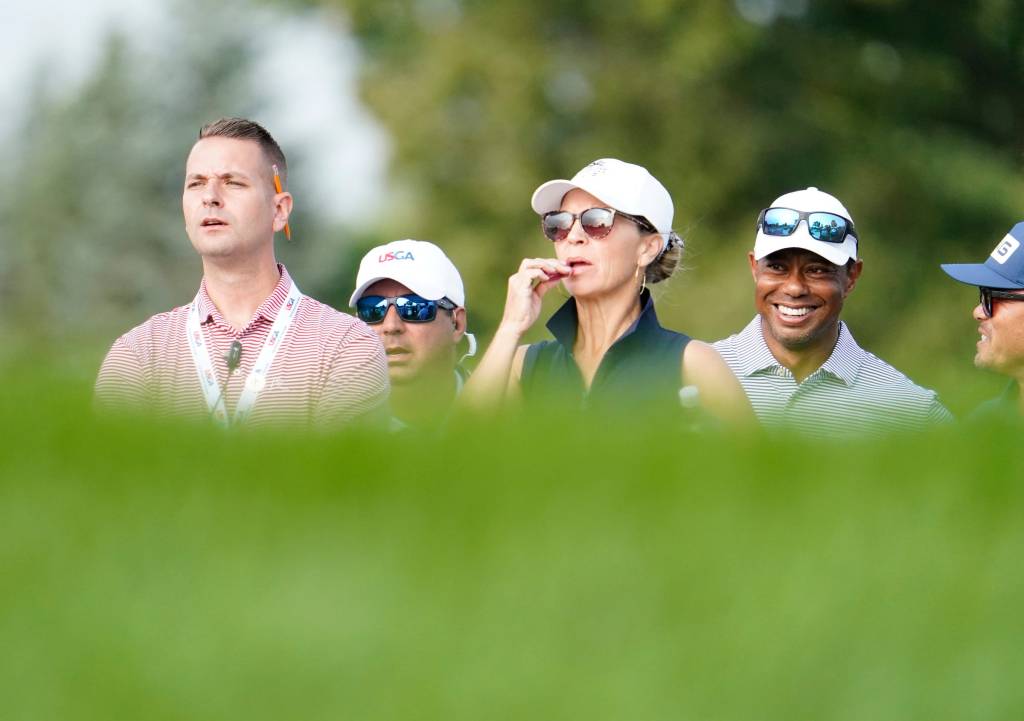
[463,158,752,422]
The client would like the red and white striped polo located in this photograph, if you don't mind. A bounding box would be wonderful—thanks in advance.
[95,266,389,427]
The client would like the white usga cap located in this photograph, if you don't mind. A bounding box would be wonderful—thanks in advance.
[753,187,859,266]
[349,239,466,307]
[530,158,674,245]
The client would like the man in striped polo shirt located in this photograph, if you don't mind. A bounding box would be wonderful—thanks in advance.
[942,222,1024,419]
[714,187,951,436]
[349,240,475,430]
[95,117,389,428]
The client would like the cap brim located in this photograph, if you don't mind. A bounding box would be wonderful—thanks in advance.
[530,180,577,215]
[753,231,857,266]
[941,262,1024,289]
[349,274,450,307]
[349,278,379,307]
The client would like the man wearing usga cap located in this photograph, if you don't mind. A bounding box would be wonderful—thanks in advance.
[941,222,1024,418]
[350,240,476,429]
[714,187,951,436]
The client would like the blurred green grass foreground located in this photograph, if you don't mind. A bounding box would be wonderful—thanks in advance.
[2,364,1022,721]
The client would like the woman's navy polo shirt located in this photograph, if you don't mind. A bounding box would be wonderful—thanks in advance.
[520,289,690,414]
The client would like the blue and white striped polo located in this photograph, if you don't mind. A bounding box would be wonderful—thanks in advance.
[713,316,952,436]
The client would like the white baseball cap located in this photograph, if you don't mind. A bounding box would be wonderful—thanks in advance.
[753,187,859,266]
[530,158,674,242]
[349,239,466,307]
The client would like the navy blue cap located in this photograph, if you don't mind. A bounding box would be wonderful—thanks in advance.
[941,221,1024,289]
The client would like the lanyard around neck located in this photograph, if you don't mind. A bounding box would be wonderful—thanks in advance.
[186,280,303,427]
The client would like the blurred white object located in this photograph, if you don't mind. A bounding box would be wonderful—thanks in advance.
[678,385,700,408]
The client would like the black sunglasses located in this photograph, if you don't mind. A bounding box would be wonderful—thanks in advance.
[979,286,1024,318]
[356,294,456,325]
[542,207,657,241]
[757,207,858,244]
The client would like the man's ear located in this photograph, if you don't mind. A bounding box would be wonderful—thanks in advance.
[747,251,759,281]
[844,259,864,296]
[273,192,293,233]
[451,307,467,343]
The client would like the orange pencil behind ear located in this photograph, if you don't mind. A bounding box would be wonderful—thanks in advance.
[272,164,291,241]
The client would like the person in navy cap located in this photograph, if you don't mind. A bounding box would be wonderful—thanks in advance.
[941,222,1024,418]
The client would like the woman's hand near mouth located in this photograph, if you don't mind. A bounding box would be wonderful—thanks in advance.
[500,257,572,336]
[460,257,570,410]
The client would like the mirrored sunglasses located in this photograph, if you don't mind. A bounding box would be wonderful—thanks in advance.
[542,207,656,241]
[356,294,456,324]
[757,207,857,244]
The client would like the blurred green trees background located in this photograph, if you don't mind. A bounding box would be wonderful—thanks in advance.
[5,7,1022,714]
[3,0,1022,412]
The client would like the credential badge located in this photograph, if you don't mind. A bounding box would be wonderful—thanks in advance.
[245,374,267,394]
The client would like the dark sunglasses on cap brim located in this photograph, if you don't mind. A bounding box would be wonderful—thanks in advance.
[356,294,456,324]
[757,207,858,244]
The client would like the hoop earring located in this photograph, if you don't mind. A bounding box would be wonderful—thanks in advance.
[636,262,646,296]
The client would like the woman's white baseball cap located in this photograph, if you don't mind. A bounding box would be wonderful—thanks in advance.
[349,239,466,307]
[753,187,859,266]
[530,158,674,240]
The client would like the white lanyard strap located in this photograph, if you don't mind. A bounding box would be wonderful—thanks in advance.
[186,280,303,427]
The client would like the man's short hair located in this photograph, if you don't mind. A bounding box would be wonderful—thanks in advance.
[198,117,287,182]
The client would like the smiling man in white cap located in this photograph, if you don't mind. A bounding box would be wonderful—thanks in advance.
[714,187,951,436]
[941,222,1024,418]
[350,239,475,429]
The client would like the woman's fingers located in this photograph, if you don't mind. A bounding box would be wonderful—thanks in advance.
[500,259,571,333]
[512,260,570,293]
[509,267,555,291]
[518,258,572,277]
[509,264,569,294]
[534,273,564,297]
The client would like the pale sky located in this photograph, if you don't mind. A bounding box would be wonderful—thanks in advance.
[1,0,390,225]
